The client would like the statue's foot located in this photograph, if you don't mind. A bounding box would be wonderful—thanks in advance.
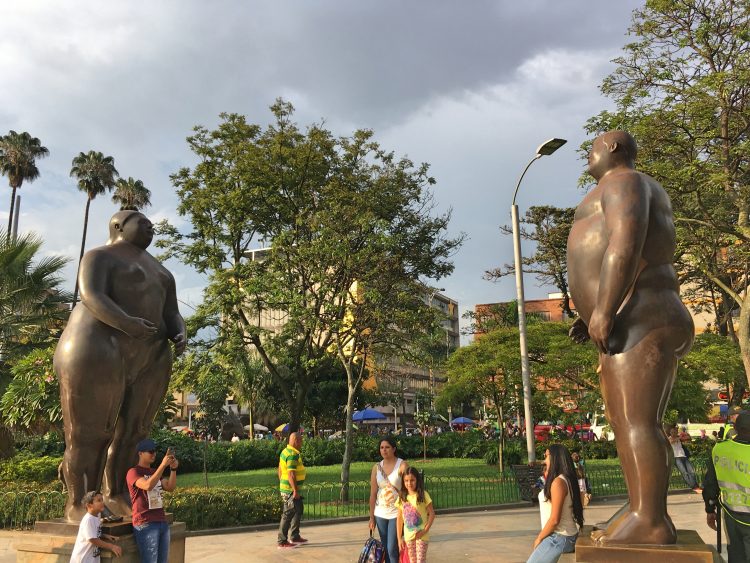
[103,496,132,520]
[64,502,87,523]
[594,511,676,545]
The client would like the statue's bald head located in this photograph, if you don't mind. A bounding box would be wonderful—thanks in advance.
[601,130,637,162]
[107,210,141,245]
[588,130,638,180]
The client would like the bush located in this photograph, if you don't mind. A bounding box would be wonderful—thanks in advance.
[164,486,281,530]
[13,432,65,457]
[0,455,62,483]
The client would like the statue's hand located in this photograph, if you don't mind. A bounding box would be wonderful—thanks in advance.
[171,333,186,356]
[568,318,590,344]
[588,309,613,355]
[125,317,158,339]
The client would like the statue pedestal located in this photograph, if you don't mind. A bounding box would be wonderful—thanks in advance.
[15,518,186,562]
[575,527,720,562]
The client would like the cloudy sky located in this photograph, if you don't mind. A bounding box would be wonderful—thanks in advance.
[0,1,643,339]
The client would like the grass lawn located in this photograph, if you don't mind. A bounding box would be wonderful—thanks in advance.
[178,457,505,488]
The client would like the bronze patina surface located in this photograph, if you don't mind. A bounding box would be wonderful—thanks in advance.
[54,211,186,521]
[567,131,694,545]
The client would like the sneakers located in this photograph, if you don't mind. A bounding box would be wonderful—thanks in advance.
[290,536,309,544]
[277,541,298,549]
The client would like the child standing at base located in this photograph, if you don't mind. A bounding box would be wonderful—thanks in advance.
[396,467,435,563]
[70,491,122,562]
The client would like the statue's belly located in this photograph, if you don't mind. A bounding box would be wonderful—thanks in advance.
[567,216,607,323]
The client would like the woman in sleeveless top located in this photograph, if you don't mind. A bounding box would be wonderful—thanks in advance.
[527,444,584,563]
[369,436,409,563]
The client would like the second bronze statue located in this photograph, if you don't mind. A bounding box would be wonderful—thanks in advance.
[567,130,694,545]
[54,211,186,522]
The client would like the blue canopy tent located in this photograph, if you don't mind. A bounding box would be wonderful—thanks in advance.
[353,408,387,422]
[450,416,474,425]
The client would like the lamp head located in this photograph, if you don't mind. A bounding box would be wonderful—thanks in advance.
[536,138,567,156]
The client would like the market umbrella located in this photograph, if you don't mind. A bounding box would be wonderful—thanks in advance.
[450,417,474,425]
[353,408,387,422]
[245,423,268,431]
[274,423,303,433]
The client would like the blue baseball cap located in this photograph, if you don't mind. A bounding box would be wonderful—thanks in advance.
[136,438,157,452]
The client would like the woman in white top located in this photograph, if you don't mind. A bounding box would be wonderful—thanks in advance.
[369,436,409,563]
[527,444,584,563]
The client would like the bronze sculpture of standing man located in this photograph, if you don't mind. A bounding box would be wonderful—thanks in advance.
[567,131,693,545]
[54,210,186,521]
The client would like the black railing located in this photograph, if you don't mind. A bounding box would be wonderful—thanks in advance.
[0,462,707,530]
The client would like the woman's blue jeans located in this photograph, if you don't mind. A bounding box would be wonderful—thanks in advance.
[526,532,577,563]
[375,515,399,563]
[133,521,170,563]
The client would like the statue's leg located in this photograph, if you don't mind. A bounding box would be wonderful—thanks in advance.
[103,345,172,514]
[596,326,679,545]
[56,345,125,522]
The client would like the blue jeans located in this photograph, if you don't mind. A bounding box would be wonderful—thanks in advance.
[133,521,170,563]
[375,515,399,563]
[674,457,698,489]
[527,532,577,563]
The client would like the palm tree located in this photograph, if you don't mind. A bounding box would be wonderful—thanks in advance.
[70,151,118,305]
[0,229,71,360]
[0,229,70,454]
[112,176,152,211]
[0,131,49,240]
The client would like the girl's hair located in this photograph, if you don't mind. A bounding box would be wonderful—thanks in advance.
[379,436,398,456]
[542,444,584,529]
[400,467,426,504]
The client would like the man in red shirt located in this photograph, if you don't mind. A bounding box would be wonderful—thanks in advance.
[126,438,178,563]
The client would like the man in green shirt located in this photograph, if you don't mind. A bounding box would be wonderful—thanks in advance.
[277,432,307,549]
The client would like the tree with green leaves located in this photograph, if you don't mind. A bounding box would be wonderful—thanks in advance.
[440,322,599,470]
[0,345,62,434]
[0,131,49,240]
[584,0,750,391]
[487,206,576,317]
[0,231,69,456]
[158,99,461,500]
[70,151,118,305]
[0,230,70,362]
[112,177,151,211]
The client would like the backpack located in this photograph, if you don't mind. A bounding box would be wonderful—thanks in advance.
[358,532,385,563]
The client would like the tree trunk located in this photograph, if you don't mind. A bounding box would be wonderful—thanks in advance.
[340,377,357,502]
[737,301,750,391]
[72,196,92,307]
[496,403,505,473]
[6,185,17,241]
[248,407,254,441]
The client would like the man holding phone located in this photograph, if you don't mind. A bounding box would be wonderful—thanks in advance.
[126,438,178,563]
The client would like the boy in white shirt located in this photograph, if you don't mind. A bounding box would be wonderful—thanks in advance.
[70,491,122,562]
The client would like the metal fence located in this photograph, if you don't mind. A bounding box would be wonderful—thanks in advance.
[0,462,707,530]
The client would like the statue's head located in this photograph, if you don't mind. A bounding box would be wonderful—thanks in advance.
[587,130,637,180]
[107,210,154,248]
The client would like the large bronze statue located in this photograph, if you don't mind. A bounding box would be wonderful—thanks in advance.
[54,211,186,521]
[567,131,693,545]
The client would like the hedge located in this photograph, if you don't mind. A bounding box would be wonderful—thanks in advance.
[163,486,281,530]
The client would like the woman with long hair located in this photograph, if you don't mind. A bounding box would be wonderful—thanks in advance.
[368,436,409,563]
[527,444,584,563]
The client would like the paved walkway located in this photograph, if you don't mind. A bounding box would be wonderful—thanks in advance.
[0,493,725,562]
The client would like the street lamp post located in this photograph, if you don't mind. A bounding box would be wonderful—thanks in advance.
[511,138,567,463]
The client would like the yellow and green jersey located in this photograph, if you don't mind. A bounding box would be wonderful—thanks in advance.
[278,445,305,494]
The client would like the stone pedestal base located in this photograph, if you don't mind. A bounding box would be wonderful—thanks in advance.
[15,519,186,562]
[575,527,720,562]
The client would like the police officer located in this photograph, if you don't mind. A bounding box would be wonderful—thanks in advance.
[703,410,750,562]
[719,405,742,441]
